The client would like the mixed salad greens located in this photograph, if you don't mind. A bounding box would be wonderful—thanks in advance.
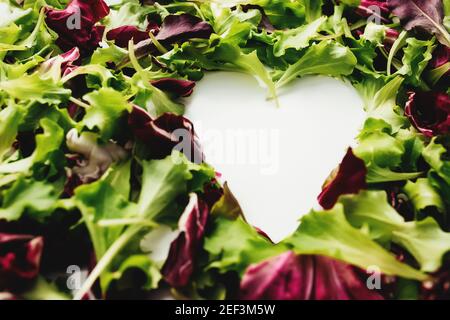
[0,0,449,300]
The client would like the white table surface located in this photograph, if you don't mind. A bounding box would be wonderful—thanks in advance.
[185,72,365,243]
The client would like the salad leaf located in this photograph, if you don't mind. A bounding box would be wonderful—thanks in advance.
[0,118,65,174]
[239,251,384,300]
[0,176,58,221]
[204,214,286,275]
[397,38,435,87]
[303,0,324,23]
[340,190,450,272]
[318,148,367,210]
[405,91,450,137]
[0,105,23,161]
[276,41,357,89]
[82,87,131,140]
[0,233,43,292]
[283,204,426,280]
[403,178,445,215]
[45,0,110,56]
[0,72,70,104]
[273,17,326,57]
[161,193,209,287]
[388,0,450,47]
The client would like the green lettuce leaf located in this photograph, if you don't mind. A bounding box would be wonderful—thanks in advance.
[0,175,58,221]
[276,40,357,88]
[283,204,427,280]
[339,191,450,272]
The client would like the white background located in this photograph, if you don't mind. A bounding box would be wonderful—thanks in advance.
[185,72,365,243]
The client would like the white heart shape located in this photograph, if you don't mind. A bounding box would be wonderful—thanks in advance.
[185,73,364,242]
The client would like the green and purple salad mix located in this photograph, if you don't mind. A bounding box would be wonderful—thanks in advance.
[0,0,449,300]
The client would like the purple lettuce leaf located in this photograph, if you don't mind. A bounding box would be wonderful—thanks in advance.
[0,233,44,292]
[156,13,214,44]
[239,251,313,300]
[430,45,450,79]
[239,251,384,300]
[128,106,203,161]
[161,194,209,288]
[387,0,450,47]
[106,26,152,48]
[150,78,196,98]
[317,148,367,210]
[45,0,110,57]
[405,91,450,137]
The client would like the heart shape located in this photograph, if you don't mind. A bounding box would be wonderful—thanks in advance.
[186,72,365,242]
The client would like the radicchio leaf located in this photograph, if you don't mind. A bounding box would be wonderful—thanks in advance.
[156,13,214,44]
[0,233,44,292]
[45,0,110,57]
[150,78,196,98]
[161,193,209,288]
[405,91,450,137]
[128,106,203,162]
[239,251,384,300]
[430,45,450,79]
[106,26,151,48]
[387,0,450,47]
[317,148,367,210]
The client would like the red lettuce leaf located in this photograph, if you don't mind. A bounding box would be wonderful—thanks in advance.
[45,0,110,56]
[0,233,44,292]
[240,251,384,300]
[387,0,450,47]
[317,148,367,210]
[430,45,450,79]
[129,106,203,162]
[150,78,196,97]
[156,13,214,44]
[106,26,151,48]
[161,194,209,288]
[405,91,450,137]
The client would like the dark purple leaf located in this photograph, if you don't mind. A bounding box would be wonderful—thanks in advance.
[150,78,196,97]
[45,0,110,57]
[201,180,224,209]
[0,233,43,292]
[405,91,450,137]
[387,0,450,47]
[430,45,450,79]
[240,251,384,300]
[156,13,213,44]
[317,148,367,210]
[128,106,203,162]
[161,194,209,288]
[106,24,159,48]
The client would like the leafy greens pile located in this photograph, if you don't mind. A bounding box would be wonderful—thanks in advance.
[0,0,449,300]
